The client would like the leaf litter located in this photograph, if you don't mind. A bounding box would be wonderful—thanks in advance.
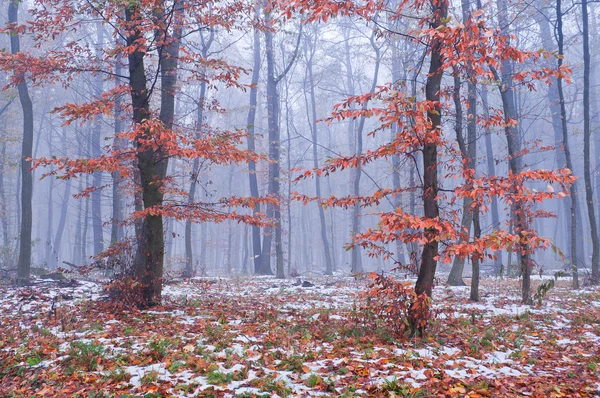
[0,276,599,397]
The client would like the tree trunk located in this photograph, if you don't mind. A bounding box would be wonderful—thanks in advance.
[582,0,600,284]
[414,0,447,298]
[555,0,579,288]
[493,0,532,304]
[481,87,502,274]
[127,1,180,305]
[50,128,71,269]
[470,208,481,301]
[91,23,105,257]
[10,0,35,286]
[447,73,470,286]
[246,4,263,275]
[305,33,334,276]
[111,45,124,249]
[0,141,8,246]
[184,31,212,278]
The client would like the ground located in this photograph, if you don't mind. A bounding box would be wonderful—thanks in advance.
[0,275,599,397]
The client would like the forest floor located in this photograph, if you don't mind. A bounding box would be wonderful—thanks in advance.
[0,274,599,397]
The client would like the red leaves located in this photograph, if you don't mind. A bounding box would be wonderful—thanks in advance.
[359,273,431,337]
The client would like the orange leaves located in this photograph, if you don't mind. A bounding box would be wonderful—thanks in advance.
[359,273,430,337]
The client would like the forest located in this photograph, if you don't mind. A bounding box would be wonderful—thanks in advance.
[0,0,599,395]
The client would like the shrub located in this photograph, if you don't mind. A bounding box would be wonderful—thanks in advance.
[359,273,431,338]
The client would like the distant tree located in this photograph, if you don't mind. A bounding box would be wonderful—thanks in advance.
[7,0,34,286]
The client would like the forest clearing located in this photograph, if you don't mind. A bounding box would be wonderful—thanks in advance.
[1,275,599,397]
[2,0,600,394]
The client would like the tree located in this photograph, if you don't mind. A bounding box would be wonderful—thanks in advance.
[261,9,301,277]
[582,0,600,284]
[292,0,574,329]
[303,27,335,276]
[8,0,34,286]
[555,0,578,288]
[4,0,273,305]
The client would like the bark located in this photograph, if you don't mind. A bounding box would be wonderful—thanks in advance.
[91,23,105,257]
[305,32,334,275]
[184,30,213,278]
[111,44,124,248]
[390,37,407,267]
[0,141,7,246]
[470,208,481,301]
[44,148,54,267]
[10,0,35,286]
[127,0,180,305]
[448,0,478,287]
[262,17,301,277]
[49,128,71,269]
[350,29,380,274]
[82,171,90,263]
[246,3,263,274]
[491,0,532,304]
[533,10,578,267]
[582,0,600,283]
[414,0,447,298]
[447,73,469,286]
[555,0,578,288]
[261,25,277,276]
[481,87,502,274]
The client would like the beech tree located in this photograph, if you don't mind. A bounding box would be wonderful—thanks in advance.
[292,0,574,322]
[8,0,34,287]
[2,0,273,306]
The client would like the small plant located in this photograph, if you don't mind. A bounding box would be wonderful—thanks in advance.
[26,352,42,367]
[358,272,431,338]
[534,279,555,306]
[305,373,320,388]
[381,377,427,397]
[253,375,292,397]
[279,354,304,373]
[107,367,129,383]
[147,338,174,361]
[169,360,186,373]
[206,370,230,385]
[141,370,160,385]
[67,340,104,371]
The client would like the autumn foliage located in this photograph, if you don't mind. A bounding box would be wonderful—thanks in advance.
[294,0,575,324]
[358,272,431,337]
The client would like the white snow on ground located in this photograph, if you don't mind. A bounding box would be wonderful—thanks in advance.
[1,275,599,396]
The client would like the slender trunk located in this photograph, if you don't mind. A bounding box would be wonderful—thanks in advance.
[447,73,470,286]
[45,155,54,267]
[555,0,578,288]
[50,128,71,269]
[0,141,7,246]
[185,33,211,278]
[262,22,280,276]
[10,0,34,286]
[414,0,447,298]
[82,171,90,263]
[481,88,502,274]
[73,175,83,265]
[111,46,124,248]
[390,41,407,267]
[305,35,334,276]
[493,0,532,303]
[285,77,293,275]
[470,208,481,301]
[91,23,105,257]
[246,13,263,273]
[582,0,600,283]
